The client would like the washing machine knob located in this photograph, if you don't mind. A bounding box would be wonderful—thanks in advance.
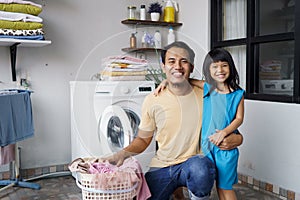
[120,86,130,94]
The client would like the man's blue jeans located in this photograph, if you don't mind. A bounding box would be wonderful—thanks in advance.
[145,155,216,200]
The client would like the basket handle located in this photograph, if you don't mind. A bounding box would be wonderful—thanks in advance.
[76,178,139,194]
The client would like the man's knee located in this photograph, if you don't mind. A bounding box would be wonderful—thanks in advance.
[188,155,216,180]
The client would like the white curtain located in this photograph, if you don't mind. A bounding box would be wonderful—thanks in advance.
[224,0,247,89]
[226,46,247,89]
[224,0,246,40]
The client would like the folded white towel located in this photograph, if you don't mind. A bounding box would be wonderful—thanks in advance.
[0,10,42,22]
[0,0,42,8]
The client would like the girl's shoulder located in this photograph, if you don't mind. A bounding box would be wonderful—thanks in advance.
[203,82,211,95]
[234,88,245,95]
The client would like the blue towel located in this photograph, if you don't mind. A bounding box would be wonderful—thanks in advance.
[0,90,34,146]
[0,34,44,40]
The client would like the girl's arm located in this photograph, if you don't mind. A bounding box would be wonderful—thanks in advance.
[209,96,244,146]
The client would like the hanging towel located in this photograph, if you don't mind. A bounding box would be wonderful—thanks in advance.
[0,143,15,165]
[0,90,34,146]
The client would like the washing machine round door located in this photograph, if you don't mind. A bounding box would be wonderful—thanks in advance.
[99,105,139,153]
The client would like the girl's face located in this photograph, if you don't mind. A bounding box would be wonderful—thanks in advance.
[209,61,230,84]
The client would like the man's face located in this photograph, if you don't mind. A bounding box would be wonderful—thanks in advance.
[162,47,193,85]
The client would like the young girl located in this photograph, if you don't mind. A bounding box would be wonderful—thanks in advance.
[199,48,244,200]
[155,48,244,200]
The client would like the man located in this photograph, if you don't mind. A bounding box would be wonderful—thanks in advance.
[104,41,243,200]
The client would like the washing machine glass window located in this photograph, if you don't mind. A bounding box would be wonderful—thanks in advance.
[106,109,140,152]
[99,105,140,153]
[107,116,125,150]
[124,109,140,138]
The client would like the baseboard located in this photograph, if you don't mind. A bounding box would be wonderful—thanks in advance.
[238,173,299,200]
[0,163,69,180]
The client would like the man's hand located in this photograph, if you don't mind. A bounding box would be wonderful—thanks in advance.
[218,133,243,150]
[102,150,127,167]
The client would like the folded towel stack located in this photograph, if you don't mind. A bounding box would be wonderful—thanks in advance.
[101,55,148,81]
[0,0,45,40]
[259,60,282,80]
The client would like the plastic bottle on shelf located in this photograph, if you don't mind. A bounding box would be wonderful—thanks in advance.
[154,30,162,48]
[140,5,146,20]
[141,32,147,48]
[164,0,178,23]
[167,27,175,45]
[130,33,136,48]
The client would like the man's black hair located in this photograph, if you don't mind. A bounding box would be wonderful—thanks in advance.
[161,41,195,65]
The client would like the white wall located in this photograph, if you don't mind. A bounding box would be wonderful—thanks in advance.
[239,100,300,193]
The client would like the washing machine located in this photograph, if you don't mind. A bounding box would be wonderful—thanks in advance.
[70,81,155,172]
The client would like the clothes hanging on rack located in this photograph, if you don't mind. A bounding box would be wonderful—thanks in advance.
[0,143,15,165]
[0,89,40,191]
[0,89,34,147]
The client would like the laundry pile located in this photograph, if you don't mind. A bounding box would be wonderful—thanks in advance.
[101,55,148,81]
[0,0,45,40]
[69,157,151,200]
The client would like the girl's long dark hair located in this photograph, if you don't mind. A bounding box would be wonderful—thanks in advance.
[203,48,242,94]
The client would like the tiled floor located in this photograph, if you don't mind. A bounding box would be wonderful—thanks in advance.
[0,175,281,200]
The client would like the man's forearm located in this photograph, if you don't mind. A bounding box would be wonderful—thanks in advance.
[218,133,243,150]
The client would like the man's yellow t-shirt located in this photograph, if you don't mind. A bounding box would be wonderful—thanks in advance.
[139,86,203,168]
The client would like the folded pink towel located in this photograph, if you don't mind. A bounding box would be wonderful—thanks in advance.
[88,162,116,174]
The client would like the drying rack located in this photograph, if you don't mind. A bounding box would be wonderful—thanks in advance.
[0,145,40,191]
[0,89,40,191]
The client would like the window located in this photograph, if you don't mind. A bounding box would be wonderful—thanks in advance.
[211,0,300,103]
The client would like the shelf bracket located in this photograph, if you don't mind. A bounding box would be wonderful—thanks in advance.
[10,42,20,82]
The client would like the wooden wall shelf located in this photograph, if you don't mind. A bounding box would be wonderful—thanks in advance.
[121,19,182,27]
[122,47,162,52]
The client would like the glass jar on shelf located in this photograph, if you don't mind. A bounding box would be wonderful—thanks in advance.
[127,6,137,20]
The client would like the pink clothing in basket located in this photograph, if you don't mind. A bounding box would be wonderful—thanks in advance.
[69,157,151,200]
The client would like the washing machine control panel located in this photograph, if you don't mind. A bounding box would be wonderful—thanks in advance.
[139,86,153,92]
[94,81,155,97]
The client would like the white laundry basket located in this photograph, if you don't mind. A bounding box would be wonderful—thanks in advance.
[76,171,139,200]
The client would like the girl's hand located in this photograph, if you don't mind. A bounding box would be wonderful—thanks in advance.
[154,79,168,96]
[209,129,227,146]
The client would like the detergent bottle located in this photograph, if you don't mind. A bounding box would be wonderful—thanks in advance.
[163,0,178,23]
